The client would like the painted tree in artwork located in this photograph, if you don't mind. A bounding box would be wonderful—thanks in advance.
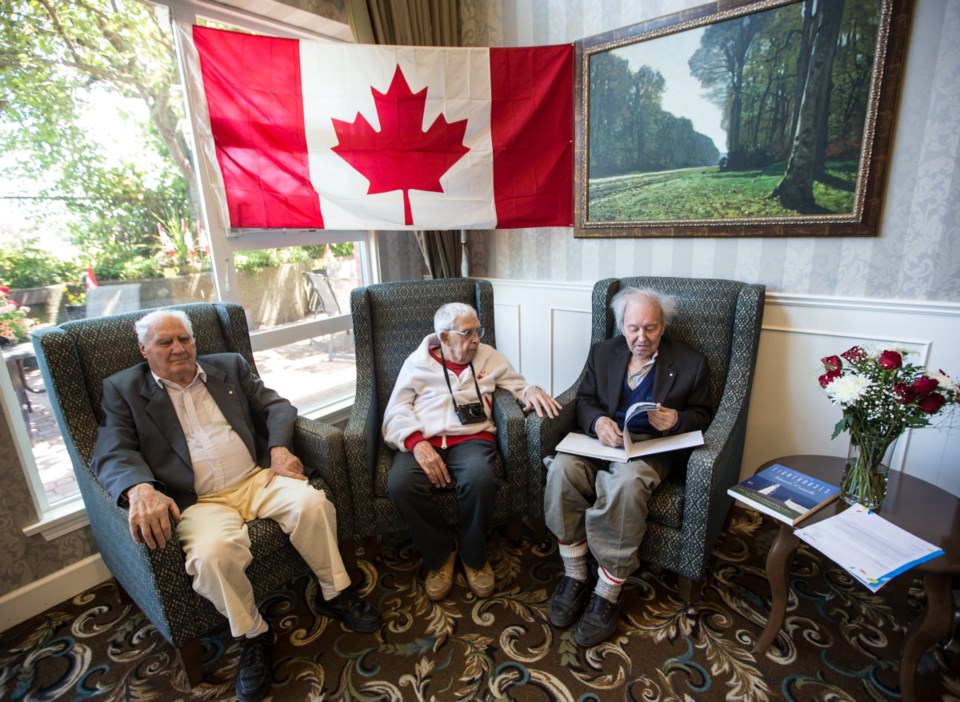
[772,0,846,212]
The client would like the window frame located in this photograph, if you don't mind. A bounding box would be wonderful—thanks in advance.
[10,0,371,537]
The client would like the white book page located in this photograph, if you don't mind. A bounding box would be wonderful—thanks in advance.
[555,430,704,462]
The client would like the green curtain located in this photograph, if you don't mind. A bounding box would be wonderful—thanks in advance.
[345,0,464,279]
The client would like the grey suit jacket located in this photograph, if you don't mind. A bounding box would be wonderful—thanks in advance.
[576,336,713,450]
[91,353,297,511]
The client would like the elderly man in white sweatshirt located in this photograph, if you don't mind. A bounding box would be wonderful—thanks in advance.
[383,302,561,601]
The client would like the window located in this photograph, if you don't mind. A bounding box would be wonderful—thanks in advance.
[0,0,370,532]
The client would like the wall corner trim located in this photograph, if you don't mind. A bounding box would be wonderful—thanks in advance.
[0,554,110,634]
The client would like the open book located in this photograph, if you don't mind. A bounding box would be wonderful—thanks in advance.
[555,402,704,461]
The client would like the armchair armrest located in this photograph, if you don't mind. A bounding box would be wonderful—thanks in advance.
[676,391,749,580]
[77,466,200,646]
[526,384,579,456]
[524,383,580,519]
[492,387,526,476]
[294,416,353,540]
[492,387,532,520]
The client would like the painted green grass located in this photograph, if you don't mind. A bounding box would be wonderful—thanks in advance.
[587,159,858,221]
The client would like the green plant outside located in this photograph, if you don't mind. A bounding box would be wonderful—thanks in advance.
[0,241,81,289]
[234,244,354,273]
[2,240,355,292]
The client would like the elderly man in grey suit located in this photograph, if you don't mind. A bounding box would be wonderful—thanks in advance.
[544,288,713,648]
[91,309,380,702]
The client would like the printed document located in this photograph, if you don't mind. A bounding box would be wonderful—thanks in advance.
[795,503,944,592]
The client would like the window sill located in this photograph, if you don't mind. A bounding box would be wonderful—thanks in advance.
[22,495,89,541]
[303,395,354,426]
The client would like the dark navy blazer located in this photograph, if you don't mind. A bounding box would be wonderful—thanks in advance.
[575,335,714,447]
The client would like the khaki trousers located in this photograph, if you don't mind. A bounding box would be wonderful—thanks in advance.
[177,469,351,637]
[543,451,670,581]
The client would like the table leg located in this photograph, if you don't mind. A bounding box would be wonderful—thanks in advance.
[890,572,915,623]
[899,572,952,702]
[754,523,802,653]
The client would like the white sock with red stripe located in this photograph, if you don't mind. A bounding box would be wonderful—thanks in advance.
[557,539,589,582]
[595,566,624,603]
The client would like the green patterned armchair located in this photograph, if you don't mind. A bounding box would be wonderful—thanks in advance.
[344,279,529,546]
[31,302,352,688]
[527,277,765,599]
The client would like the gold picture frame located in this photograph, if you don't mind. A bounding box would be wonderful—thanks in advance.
[574,0,913,238]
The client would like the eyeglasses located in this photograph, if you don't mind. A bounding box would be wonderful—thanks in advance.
[448,326,485,339]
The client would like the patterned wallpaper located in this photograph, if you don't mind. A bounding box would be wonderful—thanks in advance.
[0,401,97,597]
[463,0,960,303]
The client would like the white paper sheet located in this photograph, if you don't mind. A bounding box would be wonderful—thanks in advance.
[795,503,944,592]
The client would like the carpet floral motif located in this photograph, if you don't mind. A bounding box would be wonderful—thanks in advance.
[1,507,957,701]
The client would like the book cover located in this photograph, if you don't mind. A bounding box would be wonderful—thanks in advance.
[728,463,839,525]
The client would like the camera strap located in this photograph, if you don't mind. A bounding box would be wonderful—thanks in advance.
[437,343,483,411]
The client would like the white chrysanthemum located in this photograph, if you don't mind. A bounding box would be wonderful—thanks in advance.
[932,370,958,392]
[826,374,873,404]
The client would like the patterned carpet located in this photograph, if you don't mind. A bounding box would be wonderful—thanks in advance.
[2,506,958,701]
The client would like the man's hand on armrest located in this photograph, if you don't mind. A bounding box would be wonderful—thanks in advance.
[125,483,181,550]
[521,386,563,418]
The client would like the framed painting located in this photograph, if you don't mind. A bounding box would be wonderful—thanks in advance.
[574,0,913,238]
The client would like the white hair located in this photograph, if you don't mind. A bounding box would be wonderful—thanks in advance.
[135,309,193,344]
[434,302,478,335]
[610,287,675,333]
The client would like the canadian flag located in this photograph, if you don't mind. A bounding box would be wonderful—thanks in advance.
[188,26,573,231]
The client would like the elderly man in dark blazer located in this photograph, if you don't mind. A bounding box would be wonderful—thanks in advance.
[91,309,380,702]
[543,287,713,648]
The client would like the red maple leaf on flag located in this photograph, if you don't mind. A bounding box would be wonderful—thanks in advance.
[331,66,470,226]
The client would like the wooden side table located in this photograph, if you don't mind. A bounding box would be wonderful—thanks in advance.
[747,455,960,702]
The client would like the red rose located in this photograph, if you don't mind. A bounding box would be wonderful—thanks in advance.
[0,286,9,294]
[893,382,916,404]
[819,370,840,388]
[878,350,902,370]
[841,346,866,363]
[911,376,939,396]
[821,355,842,372]
[918,393,946,413]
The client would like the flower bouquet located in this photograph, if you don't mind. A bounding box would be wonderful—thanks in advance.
[819,346,958,508]
[0,286,34,346]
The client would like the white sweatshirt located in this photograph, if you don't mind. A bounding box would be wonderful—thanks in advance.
[382,334,532,450]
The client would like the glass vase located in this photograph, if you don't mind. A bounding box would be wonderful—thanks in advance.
[839,430,899,510]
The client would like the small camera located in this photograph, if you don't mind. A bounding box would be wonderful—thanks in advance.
[455,402,487,425]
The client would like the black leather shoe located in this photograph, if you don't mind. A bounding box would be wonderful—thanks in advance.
[316,589,382,633]
[548,576,591,628]
[574,592,622,647]
[235,630,273,702]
